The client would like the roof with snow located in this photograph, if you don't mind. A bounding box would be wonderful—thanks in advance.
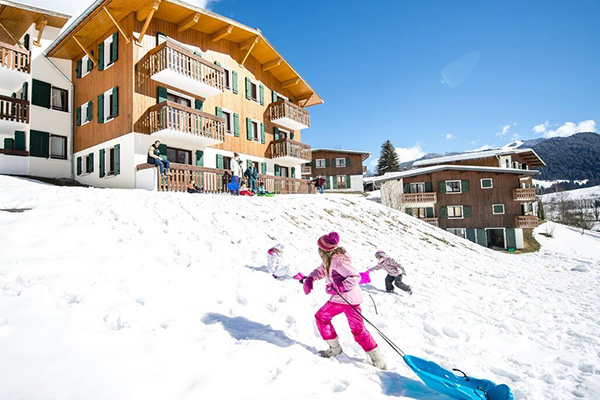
[311,148,371,161]
[365,164,539,184]
[412,148,545,168]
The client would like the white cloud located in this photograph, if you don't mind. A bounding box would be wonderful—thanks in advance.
[496,124,511,137]
[534,120,596,138]
[445,134,455,140]
[395,143,426,163]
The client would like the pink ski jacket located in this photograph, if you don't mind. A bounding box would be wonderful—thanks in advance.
[371,255,405,277]
[308,254,363,305]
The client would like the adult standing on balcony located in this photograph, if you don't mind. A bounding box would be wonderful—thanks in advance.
[245,163,258,193]
[147,140,172,178]
[230,153,242,196]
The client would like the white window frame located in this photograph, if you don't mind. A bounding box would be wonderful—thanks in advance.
[273,90,289,102]
[103,35,115,70]
[248,78,259,103]
[410,182,425,193]
[446,180,462,193]
[101,88,117,124]
[221,65,232,92]
[49,134,67,160]
[492,204,505,215]
[222,109,233,135]
[335,158,346,168]
[447,228,466,238]
[250,118,261,143]
[81,55,91,77]
[166,88,194,107]
[480,178,493,189]
[80,102,90,125]
[85,154,93,174]
[50,86,69,112]
[336,175,347,188]
[315,159,326,168]
[277,128,290,140]
[447,205,464,219]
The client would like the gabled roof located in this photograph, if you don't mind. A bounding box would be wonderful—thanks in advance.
[44,0,322,107]
[365,164,539,185]
[0,0,70,44]
[311,148,371,161]
[412,148,545,168]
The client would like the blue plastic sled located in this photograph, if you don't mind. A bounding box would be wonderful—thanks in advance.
[227,181,239,191]
[404,355,514,400]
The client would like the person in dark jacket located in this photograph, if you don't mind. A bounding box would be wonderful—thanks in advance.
[222,171,231,193]
[244,164,258,192]
[187,179,203,194]
[147,140,171,177]
[312,175,326,194]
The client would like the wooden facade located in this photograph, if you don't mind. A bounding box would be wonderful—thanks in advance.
[308,150,367,177]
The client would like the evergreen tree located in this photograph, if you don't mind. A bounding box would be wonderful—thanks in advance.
[376,140,401,176]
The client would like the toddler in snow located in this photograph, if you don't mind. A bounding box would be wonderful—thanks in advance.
[369,250,412,295]
[303,232,387,370]
[267,244,290,279]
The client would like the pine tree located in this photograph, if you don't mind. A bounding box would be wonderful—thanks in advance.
[376,140,401,176]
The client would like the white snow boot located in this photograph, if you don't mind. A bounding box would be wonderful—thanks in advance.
[367,347,388,370]
[319,338,343,358]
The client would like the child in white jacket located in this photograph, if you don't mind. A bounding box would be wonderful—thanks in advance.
[267,244,290,279]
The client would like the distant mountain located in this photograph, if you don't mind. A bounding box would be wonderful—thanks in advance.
[405,132,600,187]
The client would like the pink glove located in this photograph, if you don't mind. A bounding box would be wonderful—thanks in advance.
[359,270,371,284]
[293,272,306,282]
[325,282,345,295]
[303,276,313,295]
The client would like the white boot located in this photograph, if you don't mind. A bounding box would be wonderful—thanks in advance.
[367,347,388,370]
[319,338,343,358]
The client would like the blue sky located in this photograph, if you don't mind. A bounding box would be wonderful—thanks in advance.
[26,0,600,166]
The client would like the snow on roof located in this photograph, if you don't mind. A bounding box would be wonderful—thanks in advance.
[413,148,545,167]
[311,148,371,161]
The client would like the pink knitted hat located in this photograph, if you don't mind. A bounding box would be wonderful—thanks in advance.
[318,232,340,252]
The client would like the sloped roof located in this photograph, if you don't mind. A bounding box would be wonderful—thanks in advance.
[311,148,371,161]
[413,148,545,168]
[0,0,70,44]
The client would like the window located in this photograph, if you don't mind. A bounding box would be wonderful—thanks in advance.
[335,158,347,168]
[166,147,192,165]
[448,228,466,238]
[85,153,93,174]
[481,178,493,189]
[223,156,232,170]
[277,129,289,139]
[492,204,505,214]
[410,182,425,193]
[522,202,534,216]
[336,175,347,189]
[448,205,464,219]
[107,147,115,175]
[103,34,115,70]
[273,91,289,102]
[251,120,260,142]
[79,102,91,125]
[249,81,258,102]
[98,87,119,123]
[446,180,461,193]
[167,92,191,108]
[82,55,90,76]
[51,87,68,112]
[414,207,426,218]
[222,110,232,134]
[315,159,326,168]
[49,135,67,159]
[222,66,232,91]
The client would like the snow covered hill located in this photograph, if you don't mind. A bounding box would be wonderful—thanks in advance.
[1,176,599,400]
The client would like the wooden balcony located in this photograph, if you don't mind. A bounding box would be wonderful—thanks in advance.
[0,95,29,129]
[0,42,30,91]
[139,101,225,148]
[301,165,311,175]
[421,217,439,227]
[402,192,437,204]
[513,188,536,202]
[515,215,539,228]
[269,138,311,166]
[268,99,310,131]
[137,163,314,194]
[147,40,224,99]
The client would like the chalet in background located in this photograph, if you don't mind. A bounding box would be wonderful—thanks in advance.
[302,148,370,192]
[370,148,546,250]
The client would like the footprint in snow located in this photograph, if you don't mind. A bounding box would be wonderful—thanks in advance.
[103,314,129,331]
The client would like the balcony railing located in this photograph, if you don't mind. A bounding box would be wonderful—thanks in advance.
[513,188,536,201]
[147,40,224,98]
[402,192,437,203]
[137,163,314,194]
[268,99,311,131]
[301,165,311,175]
[270,138,312,163]
[0,42,30,73]
[140,101,225,145]
[421,217,439,227]
[515,215,539,228]
[0,95,29,125]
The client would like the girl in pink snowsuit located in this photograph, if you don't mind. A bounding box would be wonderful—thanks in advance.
[303,232,387,370]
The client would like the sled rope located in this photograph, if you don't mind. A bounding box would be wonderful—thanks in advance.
[368,294,378,315]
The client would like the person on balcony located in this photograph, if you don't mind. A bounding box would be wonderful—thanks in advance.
[368,250,412,295]
[147,140,172,178]
[229,153,242,195]
[244,163,258,192]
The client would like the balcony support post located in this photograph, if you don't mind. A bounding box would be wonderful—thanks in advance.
[211,24,233,42]
[33,16,49,47]
[73,36,97,65]
[281,78,300,89]
[103,6,132,44]
[240,36,259,66]
[177,12,201,32]
[262,58,282,71]
[0,22,24,49]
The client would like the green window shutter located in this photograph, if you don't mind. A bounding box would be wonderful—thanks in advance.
[426,207,434,218]
[111,32,118,62]
[111,87,118,117]
[463,205,472,218]
[76,59,82,78]
[214,60,221,67]
[32,79,51,108]
[405,208,413,216]
[260,123,265,144]
[233,113,239,137]
[272,90,278,103]
[29,130,49,158]
[76,106,81,126]
[4,138,14,150]
[261,162,267,175]
[425,182,432,192]
[506,228,517,250]
[195,99,203,110]
[158,144,167,159]
[476,229,487,246]
[232,70,238,94]
[403,183,411,193]
[98,41,104,71]
[466,229,476,243]
[290,132,295,140]
[461,180,470,192]
[259,84,264,105]
[88,153,94,173]
[273,127,279,140]
[215,107,222,117]
[216,154,223,169]
[345,175,351,188]
[438,181,446,194]
[14,131,25,151]
[196,150,204,167]
[21,81,28,101]
[345,157,350,167]
[24,34,30,50]
[325,158,329,167]
[274,164,280,176]
[246,159,251,169]
[333,176,339,189]
[157,86,168,103]
[77,157,82,175]
[87,51,94,72]
[97,93,104,123]
[291,167,296,178]
[311,159,316,168]
[325,176,331,189]
[114,144,120,175]
[440,206,448,218]
[99,149,106,178]
[246,118,252,140]
[87,101,93,122]
[245,77,251,99]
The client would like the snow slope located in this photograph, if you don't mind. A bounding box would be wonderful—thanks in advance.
[542,185,600,202]
[1,176,599,400]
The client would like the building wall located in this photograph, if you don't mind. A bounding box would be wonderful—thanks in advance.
[311,151,365,176]
[425,153,535,169]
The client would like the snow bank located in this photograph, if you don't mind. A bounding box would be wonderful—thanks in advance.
[1,176,599,399]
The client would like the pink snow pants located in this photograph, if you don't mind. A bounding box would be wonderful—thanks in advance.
[315,301,378,352]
